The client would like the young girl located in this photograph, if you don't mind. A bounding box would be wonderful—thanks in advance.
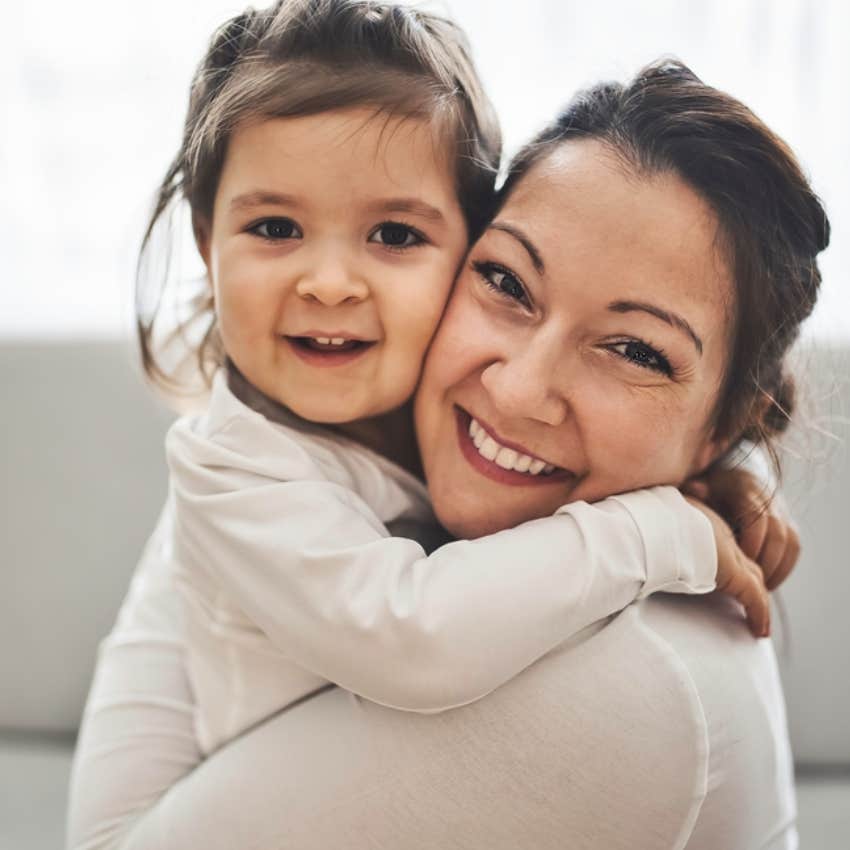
[127,0,776,760]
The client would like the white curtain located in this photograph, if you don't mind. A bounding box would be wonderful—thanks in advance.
[3,0,847,339]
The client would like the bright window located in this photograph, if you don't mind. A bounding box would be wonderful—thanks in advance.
[4,0,848,339]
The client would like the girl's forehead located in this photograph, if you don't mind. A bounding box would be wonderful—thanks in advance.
[220,110,456,194]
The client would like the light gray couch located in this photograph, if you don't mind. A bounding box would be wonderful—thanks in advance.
[2,339,848,849]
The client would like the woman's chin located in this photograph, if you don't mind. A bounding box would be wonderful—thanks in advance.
[433,496,543,540]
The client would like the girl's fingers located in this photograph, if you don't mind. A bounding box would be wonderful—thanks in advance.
[737,507,770,563]
[740,563,771,638]
[756,515,789,588]
[766,523,800,591]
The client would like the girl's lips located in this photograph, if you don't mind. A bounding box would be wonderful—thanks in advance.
[454,407,575,488]
[283,336,375,368]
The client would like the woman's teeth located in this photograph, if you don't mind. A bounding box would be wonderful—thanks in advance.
[468,418,556,476]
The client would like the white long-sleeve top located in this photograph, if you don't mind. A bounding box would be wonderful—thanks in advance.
[166,371,717,755]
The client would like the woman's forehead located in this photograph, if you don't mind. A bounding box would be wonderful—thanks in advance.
[497,139,733,313]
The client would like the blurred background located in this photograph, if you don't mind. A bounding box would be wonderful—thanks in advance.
[2,1,848,847]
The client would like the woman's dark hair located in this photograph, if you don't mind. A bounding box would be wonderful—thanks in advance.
[500,59,829,475]
[137,0,500,395]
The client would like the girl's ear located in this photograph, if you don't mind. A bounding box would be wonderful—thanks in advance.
[193,213,212,269]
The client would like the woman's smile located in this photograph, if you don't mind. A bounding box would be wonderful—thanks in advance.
[454,406,576,486]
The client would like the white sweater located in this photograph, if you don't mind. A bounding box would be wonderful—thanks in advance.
[166,371,717,755]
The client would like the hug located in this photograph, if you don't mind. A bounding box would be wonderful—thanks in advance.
[68,1,827,847]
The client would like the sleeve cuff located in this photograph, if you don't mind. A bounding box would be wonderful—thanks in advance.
[609,486,717,597]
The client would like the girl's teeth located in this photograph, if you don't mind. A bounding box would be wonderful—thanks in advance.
[467,416,556,476]
[313,337,347,346]
[331,337,345,345]
[316,337,331,344]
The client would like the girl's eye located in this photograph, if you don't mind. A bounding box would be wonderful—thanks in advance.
[250,218,302,241]
[368,222,426,249]
[609,340,673,377]
[472,261,530,306]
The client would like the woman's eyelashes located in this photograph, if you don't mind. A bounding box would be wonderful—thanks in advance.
[368,221,428,251]
[607,340,673,377]
[472,260,530,306]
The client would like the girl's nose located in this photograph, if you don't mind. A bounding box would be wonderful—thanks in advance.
[295,257,369,306]
[480,342,570,427]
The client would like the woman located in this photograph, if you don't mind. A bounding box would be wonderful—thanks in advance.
[68,62,822,849]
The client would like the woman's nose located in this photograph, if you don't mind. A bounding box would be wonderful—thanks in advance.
[480,344,570,426]
[295,255,370,306]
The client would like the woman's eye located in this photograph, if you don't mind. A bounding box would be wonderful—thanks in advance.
[368,222,425,249]
[250,218,302,241]
[610,341,673,377]
[473,261,529,305]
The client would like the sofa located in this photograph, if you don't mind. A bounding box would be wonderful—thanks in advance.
[2,339,848,849]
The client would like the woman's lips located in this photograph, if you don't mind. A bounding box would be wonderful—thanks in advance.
[454,407,574,487]
[283,335,375,368]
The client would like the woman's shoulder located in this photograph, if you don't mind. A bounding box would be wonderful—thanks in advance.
[486,594,795,848]
[588,594,797,848]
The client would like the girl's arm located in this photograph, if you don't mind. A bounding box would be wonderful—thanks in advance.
[166,408,717,713]
[66,512,204,850]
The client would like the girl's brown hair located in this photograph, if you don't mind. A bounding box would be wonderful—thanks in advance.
[137,0,500,396]
[500,59,829,477]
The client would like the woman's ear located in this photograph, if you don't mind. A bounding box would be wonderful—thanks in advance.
[691,432,732,479]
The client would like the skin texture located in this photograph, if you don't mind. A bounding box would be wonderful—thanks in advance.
[415,140,736,540]
[196,107,468,425]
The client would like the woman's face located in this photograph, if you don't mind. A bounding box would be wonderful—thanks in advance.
[414,140,735,538]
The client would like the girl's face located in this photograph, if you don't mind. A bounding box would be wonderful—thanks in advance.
[197,108,468,423]
[415,140,735,539]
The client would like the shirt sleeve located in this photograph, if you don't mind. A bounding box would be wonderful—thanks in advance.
[166,414,717,712]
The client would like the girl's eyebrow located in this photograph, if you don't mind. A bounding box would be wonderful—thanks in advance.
[366,198,445,222]
[608,300,704,355]
[487,222,545,274]
[228,193,445,223]
[229,191,299,212]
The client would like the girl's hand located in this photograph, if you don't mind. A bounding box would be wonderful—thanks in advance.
[685,497,771,638]
[683,467,800,592]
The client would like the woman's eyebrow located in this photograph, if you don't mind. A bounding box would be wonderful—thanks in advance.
[608,300,704,355]
[488,222,545,274]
